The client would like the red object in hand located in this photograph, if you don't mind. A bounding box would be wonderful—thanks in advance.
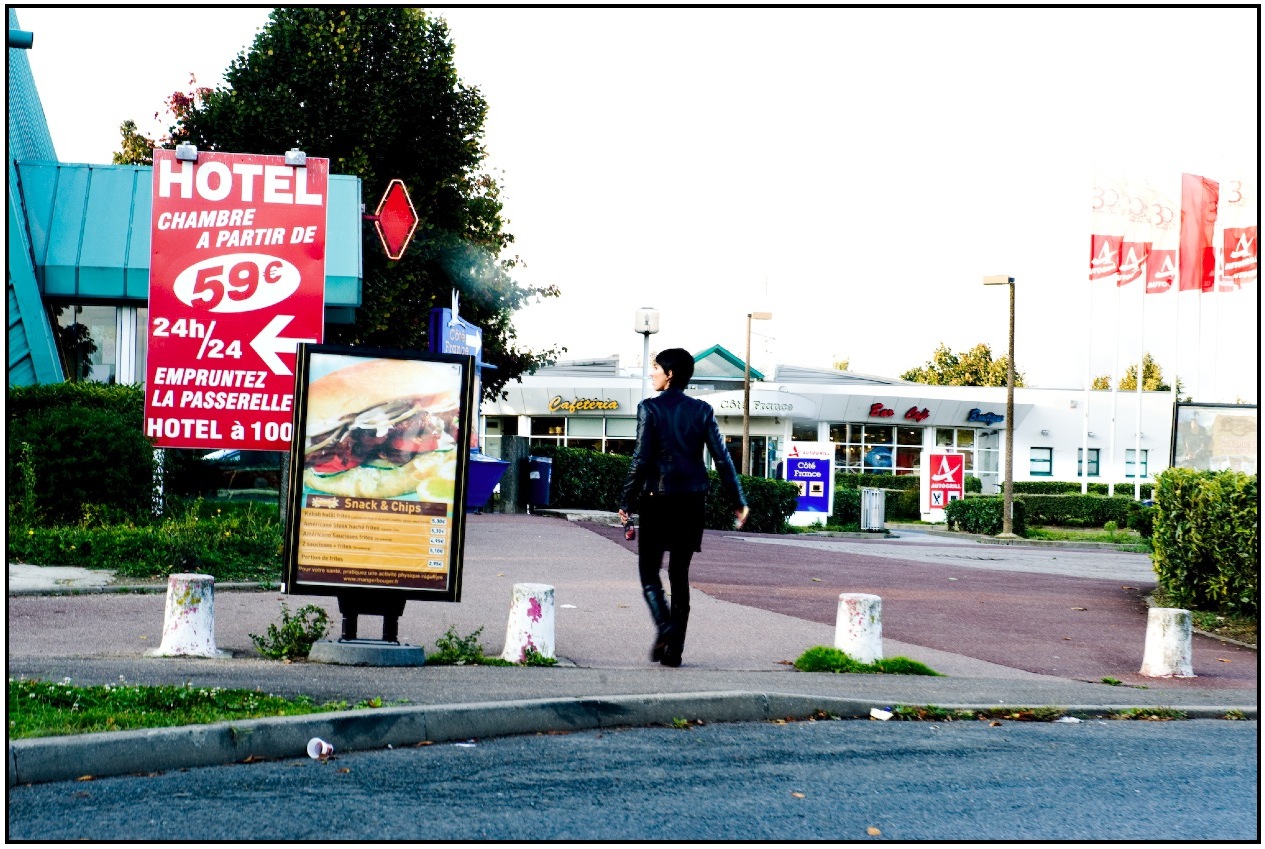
[624,521,636,541]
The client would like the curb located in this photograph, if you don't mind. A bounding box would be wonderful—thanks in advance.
[8,691,1256,787]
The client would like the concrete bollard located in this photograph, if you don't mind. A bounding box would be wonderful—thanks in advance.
[501,583,555,663]
[834,593,883,664]
[1139,607,1195,678]
[147,573,230,658]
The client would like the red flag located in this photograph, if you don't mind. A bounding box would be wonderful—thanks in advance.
[1179,173,1219,292]
[1216,178,1258,289]
[1089,174,1126,283]
[1118,181,1152,287]
[1145,178,1180,294]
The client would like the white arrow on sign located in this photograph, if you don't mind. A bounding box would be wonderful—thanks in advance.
[251,314,316,376]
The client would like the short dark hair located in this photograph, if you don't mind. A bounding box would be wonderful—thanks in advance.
[655,347,695,386]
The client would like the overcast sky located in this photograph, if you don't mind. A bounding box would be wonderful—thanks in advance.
[15,5,1259,402]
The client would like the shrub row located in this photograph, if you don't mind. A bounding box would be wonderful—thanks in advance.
[7,384,217,524]
[526,445,800,534]
[1013,480,1154,499]
[1151,468,1258,618]
[945,496,1028,536]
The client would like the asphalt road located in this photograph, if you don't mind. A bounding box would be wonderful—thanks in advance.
[6,719,1257,841]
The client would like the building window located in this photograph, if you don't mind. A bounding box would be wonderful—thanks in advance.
[791,421,818,442]
[1077,448,1100,477]
[1125,449,1149,479]
[1030,447,1053,476]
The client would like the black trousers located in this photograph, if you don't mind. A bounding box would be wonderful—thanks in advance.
[636,491,705,624]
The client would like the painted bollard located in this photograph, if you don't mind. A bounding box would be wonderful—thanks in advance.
[501,582,555,662]
[1139,607,1195,678]
[147,573,231,658]
[834,592,883,664]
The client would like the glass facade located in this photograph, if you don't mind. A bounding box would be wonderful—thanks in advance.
[48,304,145,385]
[515,416,637,456]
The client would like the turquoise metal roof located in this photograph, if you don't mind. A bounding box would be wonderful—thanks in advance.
[14,162,363,309]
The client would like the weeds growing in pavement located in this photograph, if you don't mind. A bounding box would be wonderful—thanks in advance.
[250,602,330,660]
[793,646,941,676]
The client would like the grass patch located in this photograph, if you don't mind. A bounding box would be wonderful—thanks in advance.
[1025,525,1148,546]
[7,497,283,584]
[8,677,373,739]
[1108,707,1188,721]
[794,646,941,676]
[1151,590,1258,647]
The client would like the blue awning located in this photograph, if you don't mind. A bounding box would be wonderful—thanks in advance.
[14,161,363,312]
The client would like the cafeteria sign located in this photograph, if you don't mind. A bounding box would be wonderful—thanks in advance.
[145,149,328,450]
[283,345,475,602]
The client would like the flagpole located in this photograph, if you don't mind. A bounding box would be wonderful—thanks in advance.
[1134,281,1145,500]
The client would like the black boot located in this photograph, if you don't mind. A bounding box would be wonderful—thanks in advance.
[660,606,689,667]
[642,586,671,662]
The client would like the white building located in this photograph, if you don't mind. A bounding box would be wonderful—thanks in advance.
[480,345,1177,494]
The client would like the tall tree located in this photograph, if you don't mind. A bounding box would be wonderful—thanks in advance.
[131,8,559,398]
[901,342,1025,387]
[1091,353,1177,392]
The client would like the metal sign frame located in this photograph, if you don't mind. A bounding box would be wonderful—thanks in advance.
[282,344,475,602]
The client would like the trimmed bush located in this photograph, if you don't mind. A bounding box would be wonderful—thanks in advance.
[1013,480,1154,499]
[945,496,1027,536]
[1015,494,1135,528]
[536,445,797,534]
[836,473,919,491]
[1151,468,1258,618]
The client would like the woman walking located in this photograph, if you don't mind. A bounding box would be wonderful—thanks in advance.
[618,347,749,667]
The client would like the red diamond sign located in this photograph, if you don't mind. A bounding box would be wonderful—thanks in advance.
[372,179,419,260]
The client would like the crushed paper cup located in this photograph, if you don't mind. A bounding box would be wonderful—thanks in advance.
[307,737,335,759]
[869,708,893,721]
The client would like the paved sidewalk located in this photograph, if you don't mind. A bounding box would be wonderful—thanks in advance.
[7,513,1256,786]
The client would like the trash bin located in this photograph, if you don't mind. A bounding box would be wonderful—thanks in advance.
[527,456,553,511]
[860,488,886,531]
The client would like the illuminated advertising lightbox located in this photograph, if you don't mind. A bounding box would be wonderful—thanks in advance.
[921,452,965,523]
[785,441,835,527]
[282,345,475,602]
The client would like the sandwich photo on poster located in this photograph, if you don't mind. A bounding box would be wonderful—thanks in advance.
[283,346,474,601]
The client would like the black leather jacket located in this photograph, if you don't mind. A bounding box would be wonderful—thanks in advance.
[620,389,746,512]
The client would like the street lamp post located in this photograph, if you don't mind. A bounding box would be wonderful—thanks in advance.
[742,311,773,477]
[634,308,660,399]
[983,275,1017,539]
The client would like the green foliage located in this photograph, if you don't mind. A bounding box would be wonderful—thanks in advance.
[531,445,628,512]
[1015,494,1134,527]
[900,342,1025,387]
[1013,480,1154,499]
[832,488,862,526]
[965,475,983,494]
[707,474,799,534]
[7,390,156,524]
[426,625,554,666]
[1091,352,1177,393]
[538,446,798,534]
[8,677,354,739]
[835,473,920,491]
[944,496,1028,536]
[160,7,562,399]
[8,499,283,584]
[793,646,941,676]
[250,603,330,660]
[1151,468,1258,618]
[1126,501,1156,539]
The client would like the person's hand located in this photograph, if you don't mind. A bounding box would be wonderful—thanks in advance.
[618,508,629,525]
[734,506,750,530]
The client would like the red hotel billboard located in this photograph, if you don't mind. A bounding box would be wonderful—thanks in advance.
[145,149,329,450]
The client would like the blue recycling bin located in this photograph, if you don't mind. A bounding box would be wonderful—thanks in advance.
[527,456,553,509]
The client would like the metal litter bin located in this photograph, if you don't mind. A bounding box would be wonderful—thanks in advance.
[860,487,886,531]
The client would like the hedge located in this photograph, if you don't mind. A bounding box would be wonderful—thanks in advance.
[1014,494,1135,528]
[1013,480,1154,499]
[945,496,1028,536]
[530,445,799,534]
[1151,468,1258,618]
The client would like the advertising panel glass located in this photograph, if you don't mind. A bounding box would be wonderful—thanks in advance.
[283,345,474,602]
